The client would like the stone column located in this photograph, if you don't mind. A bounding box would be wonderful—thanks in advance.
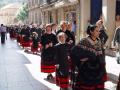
[46,11,49,24]
[76,3,81,44]
[37,9,39,24]
[76,0,90,44]
[30,11,31,24]
[32,10,34,23]
[48,11,50,23]
[38,8,41,25]
[60,8,64,21]
[40,10,44,24]
[102,0,116,47]
[31,11,33,24]
[43,11,49,24]
[28,11,30,24]
[38,0,40,4]
[57,9,61,24]
[35,9,38,24]
[34,10,37,24]
[52,10,56,23]
[33,11,35,24]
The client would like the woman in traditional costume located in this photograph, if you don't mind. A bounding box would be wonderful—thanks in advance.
[71,25,107,90]
[41,24,58,80]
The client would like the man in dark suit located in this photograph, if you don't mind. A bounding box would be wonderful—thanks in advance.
[0,24,7,44]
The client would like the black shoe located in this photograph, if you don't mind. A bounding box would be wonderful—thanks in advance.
[24,49,28,52]
[47,74,53,80]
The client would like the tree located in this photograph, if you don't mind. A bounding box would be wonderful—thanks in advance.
[16,3,28,21]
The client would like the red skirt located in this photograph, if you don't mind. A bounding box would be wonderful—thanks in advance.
[73,73,107,90]
[31,46,38,52]
[56,76,69,88]
[41,65,56,73]
[41,48,56,73]
[21,41,31,47]
[74,82,105,90]
[55,67,69,88]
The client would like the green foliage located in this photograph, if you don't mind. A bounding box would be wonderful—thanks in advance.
[16,4,28,21]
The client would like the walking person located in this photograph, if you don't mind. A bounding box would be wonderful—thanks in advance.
[113,26,120,63]
[9,26,15,39]
[55,32,70,90]
[56,21,75,85]
[20,25,31,51]
[41,24,58,80]
[0,24,7,44]
[96,20,108,46]
[96,20,108,63]
[56,21,75,45]
[31,32,39,54]
[36,25,42,41]
[71,25,107,90]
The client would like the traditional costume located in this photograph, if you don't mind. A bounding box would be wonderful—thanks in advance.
[20,27,31,48]
[54,43,69,89]
[41,33,58,73]
[31,33,39,53]
[71,36,107,90]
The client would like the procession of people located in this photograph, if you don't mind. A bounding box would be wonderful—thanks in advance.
[0,18,120,90]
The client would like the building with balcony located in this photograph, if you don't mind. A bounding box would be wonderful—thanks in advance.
[40,0,78,24]
[0,3,22,25]
[28,0,42,25]
[39,0,80,43]
[27,0,120,46]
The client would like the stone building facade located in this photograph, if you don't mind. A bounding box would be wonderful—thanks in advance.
[0,3,22,25]
[28,0,42,25]
[27,0,120,46]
